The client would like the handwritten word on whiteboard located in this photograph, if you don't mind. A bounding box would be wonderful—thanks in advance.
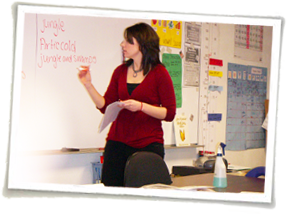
[37,17,97,69]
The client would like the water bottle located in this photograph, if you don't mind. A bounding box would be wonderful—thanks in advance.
[213,142,227,188]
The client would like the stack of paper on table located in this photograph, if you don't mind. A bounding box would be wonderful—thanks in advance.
[142,183,215,191]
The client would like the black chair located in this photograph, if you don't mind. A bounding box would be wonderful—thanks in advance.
[124,151,172,187]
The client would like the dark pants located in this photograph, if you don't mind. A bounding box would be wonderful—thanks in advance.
[101,140,164,187]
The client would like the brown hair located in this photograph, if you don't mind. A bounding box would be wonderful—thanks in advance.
[124,22,163,75]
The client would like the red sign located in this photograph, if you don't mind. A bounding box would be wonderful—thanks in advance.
[209,58,223,66]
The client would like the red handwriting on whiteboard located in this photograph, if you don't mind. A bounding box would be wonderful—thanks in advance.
[39,38,76,53]
[37,54,97,69]
[40,18,65,37]
[22,71,26,79]
[37,18,97,69]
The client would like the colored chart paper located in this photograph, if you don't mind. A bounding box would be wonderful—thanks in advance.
[151,20,182,49]
[226,63,267,150]
[209,58,223,66]
[162,53,182,108]
[209,70,223,77]
[208,113,222,121]
[208,85,223,92]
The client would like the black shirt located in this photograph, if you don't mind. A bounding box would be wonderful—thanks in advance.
[127,83,140,95]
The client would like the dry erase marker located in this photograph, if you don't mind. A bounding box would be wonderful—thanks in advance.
[77,66,90,71]
[61,147,80,152]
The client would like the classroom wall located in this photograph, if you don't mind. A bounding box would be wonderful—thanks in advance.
[14,27,272,186]
[10,15,272,186]
[211,23,272,167]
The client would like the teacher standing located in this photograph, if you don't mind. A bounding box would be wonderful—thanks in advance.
[78,22,176,186]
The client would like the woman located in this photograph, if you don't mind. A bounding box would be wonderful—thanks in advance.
[78,22,176,186]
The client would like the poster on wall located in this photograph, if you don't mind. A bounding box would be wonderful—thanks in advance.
[185,22,201,45]
[234,25,264,62]
[183,22,201,87]
[151,19,182,49]
[226,63,267,150]
[184,46,200,64]
[174,114,190,147]
[183,64,200,86]
[162,53,182,108]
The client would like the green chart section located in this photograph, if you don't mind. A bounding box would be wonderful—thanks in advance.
[162,53,182,108]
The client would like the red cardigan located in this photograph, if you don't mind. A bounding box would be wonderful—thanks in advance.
[99,63,176,148]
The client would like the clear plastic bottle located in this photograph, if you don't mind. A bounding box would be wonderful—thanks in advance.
[213,143,227,188]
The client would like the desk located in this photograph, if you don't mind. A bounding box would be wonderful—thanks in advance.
[171,173,264,193]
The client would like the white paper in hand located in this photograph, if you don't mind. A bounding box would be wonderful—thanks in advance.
[262,113,268,130]
[98,101,124,133]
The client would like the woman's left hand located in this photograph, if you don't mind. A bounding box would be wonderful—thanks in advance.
[120,99,142,112]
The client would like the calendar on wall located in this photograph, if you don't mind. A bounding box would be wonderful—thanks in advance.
[235,25,263,51]
[234,25,264,62]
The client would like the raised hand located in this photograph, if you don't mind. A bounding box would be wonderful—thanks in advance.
[77,65,91,87]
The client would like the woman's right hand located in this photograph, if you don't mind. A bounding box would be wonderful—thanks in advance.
[77,65,105,108]
[77,65,92,88]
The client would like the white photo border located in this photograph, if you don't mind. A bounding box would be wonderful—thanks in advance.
[9,4,282,203]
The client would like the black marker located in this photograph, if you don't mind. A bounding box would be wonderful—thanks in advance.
[61,147,80,152]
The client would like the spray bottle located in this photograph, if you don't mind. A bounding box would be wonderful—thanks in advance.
[213,142,227,188]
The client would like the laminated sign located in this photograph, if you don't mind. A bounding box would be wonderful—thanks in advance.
[174,114,190,147]
[151,19,182,49]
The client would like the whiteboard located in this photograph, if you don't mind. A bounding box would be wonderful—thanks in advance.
[17,12,199,151]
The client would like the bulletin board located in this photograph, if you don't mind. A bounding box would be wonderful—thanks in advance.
[226,63,267,150]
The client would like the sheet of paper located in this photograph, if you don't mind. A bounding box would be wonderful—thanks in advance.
[262,113,268,130]
[208,113,222,122]
[228,165,252,171]
[234,25,263,62]
[177,185,215,191]
[209,70,223,77]
[162,53,182,108]
[173,114,190,147]
[98,101,123,133]
[142,183,214,191]
[184,22,201,45]
[185,45,200,64]
[208,85,223,92]
[183,64,200,86]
